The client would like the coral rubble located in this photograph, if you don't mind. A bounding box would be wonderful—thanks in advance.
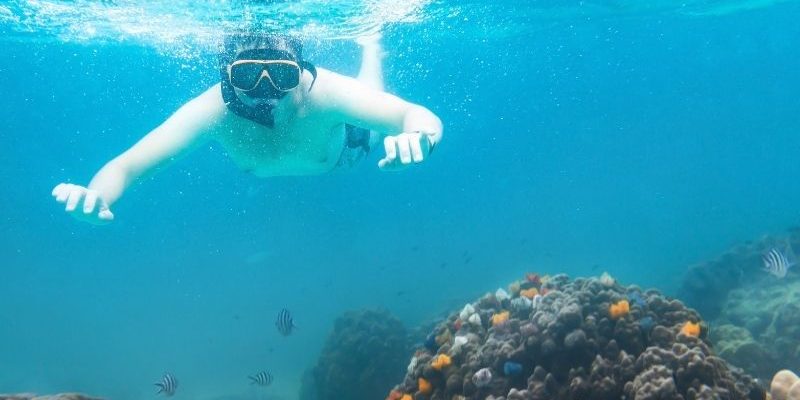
[389,274,764,400]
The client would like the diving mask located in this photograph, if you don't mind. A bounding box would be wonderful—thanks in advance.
[227,59,302,93]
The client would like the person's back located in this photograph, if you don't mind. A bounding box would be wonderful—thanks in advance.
[52,32,443,224]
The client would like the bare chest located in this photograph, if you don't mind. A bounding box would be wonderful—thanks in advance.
[213,113,346,177]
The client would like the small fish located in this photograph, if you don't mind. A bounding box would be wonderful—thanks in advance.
[275,308,296,336]
[763,246,795,278]
[249,371,274,386]
[155,372,178,397]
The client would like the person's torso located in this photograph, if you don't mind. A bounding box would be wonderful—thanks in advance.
[212,107,348,177]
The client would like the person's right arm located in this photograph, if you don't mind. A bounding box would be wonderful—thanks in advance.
[52,84,226,225]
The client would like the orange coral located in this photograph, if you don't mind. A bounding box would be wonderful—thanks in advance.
[681,321,701,337]
[609,300,630,320]
[418,377,432,395]
[520,288,539,299]
[491,311,510,326]
[386,390,404,400]
[431,354,452,370]
[400,395,412,400]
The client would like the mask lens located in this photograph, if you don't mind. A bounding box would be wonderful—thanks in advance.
[265,63,300,91]
[229,62,266,90]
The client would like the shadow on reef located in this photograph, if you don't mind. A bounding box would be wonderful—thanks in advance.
[299,308,410,400]
[679,228,800,381]
[388,273,764,400]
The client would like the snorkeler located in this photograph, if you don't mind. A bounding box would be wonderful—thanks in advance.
[51,32,443,225]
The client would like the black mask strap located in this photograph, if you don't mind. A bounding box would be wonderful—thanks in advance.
[300,61,317,91]
[220,81,275,128]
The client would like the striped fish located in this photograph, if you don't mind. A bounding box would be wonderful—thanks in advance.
[763,247,795,278]
[155,372,178,396]
[275,308,296,336]
[249,370,274,386]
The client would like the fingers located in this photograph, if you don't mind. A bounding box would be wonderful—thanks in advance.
[52,183,67,198]
[53,183,71,203]
[378,136,399,170]
[381,135,397,163]
[52,183,108,215]
[65,188,84,212]
[379,133,431,170]
[409,135,425,163]
[83,190,98,214]
[397,136,412,164]
[98,208,114,221]
[52,183,114,225]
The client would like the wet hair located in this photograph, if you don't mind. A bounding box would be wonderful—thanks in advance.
[219,32,304,66]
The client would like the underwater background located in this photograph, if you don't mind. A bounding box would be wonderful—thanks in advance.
[1,0,799,399]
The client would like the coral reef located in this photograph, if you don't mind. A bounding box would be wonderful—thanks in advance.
[0,394,103,400]
[298,308,409,400]
[709,324,775,380]
[676,229,800,381]
[388,274,764,400]
[678,230,799,320]
[712,277,800,380]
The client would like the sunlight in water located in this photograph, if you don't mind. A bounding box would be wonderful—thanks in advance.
[2,0,431,57]
[1,0,793,57]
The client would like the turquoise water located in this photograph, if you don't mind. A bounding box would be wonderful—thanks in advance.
[1,0,799,398]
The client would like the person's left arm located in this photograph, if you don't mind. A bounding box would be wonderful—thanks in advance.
[312,68,443,170]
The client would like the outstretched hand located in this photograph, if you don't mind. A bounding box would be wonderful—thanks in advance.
[378,131,437,171]
[52,183,114,225]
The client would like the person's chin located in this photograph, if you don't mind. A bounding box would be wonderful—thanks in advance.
[239,95,279,108]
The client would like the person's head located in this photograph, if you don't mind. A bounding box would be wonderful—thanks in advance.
[219,32,317,104]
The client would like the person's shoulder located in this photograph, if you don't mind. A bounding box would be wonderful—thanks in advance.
[307,68,365,102]
[195,83,223,102]
[186,83,226,111]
